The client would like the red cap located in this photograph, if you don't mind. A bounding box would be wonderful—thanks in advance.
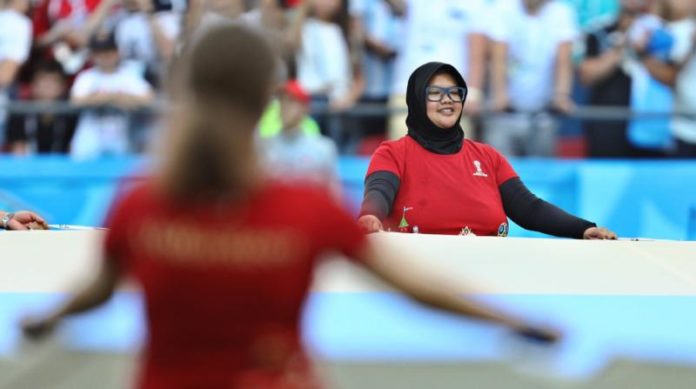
[283,80,310,105]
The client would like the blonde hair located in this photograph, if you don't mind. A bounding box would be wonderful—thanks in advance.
[158,24,277,201]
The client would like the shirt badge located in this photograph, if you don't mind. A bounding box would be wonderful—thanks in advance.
[473,160,488,177]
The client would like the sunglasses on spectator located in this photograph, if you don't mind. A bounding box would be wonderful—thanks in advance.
[425,86,467,102]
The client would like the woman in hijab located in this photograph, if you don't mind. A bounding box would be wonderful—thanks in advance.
[359,62,616,238]
[22,28,559,389]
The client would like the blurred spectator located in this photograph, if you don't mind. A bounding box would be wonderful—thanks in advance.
[291,0,355,137]
[5,60,77,155]
[671,33,696,156]
[349,0,403,143]
[387,0,489,140]
[257,52,322,138]
[259,80,340,197]
[0,0,32,147]
[70,30,153,159]
[113,0,184,88]
[185,0,245,35]
[637,0,696,156]
[257,98,322,139]
[32,0,112,74]
[579,0,647,158]
[185,0,286,36]
[486,0,579,157]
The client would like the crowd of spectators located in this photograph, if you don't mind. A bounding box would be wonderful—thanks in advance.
[0,0,695,159]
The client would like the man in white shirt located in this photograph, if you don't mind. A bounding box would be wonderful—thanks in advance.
[70,31,154,159]
[387,0,490,139]
[0,0,32,146]
[349,0,403,141]
[486,0,578,157]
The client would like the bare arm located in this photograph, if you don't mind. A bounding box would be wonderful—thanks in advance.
[23,259,122,337]
[641,56,680,88]
[355,240,542,331]
[72,91,154,109]
[552,41,575,112]
[71,92,115,107]
[385,0,406,16]
[285,0,310,53]
[112,91,155,109]
[490,40,509,111]
[75,0,121,48]
[579,46,624,86]
[464,32,487,114]
[182,0,205,41]
[0,60,22,88]
[258,0,287,31]
[147,14,177,64]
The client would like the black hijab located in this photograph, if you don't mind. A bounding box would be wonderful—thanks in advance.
[405,62,468,154]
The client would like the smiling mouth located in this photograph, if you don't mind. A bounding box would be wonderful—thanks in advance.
[438,108,455,114]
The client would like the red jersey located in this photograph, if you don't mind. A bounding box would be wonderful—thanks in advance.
[366,137,518,236]
[104,182,366,389]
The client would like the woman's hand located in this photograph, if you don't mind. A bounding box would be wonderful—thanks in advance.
[512,323,562,345]
[3,211,48,230]
[583,226,617,240]
[551,93,575,114]
[21,315,59,340]
[358,215,383,233]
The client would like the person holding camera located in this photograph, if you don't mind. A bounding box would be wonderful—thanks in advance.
[113,0,183,87]
[579,0,648,158]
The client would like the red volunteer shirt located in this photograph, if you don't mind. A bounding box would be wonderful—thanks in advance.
[104,182,366,389]
[367,137,518,236]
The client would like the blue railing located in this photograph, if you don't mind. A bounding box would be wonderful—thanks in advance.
[1,156,695,240]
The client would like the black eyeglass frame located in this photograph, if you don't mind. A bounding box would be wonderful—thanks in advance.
[425,86,468,103]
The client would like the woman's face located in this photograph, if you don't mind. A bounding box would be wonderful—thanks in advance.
[425,73,463,129]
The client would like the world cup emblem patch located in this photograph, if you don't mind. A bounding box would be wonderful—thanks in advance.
[497,222,509,237]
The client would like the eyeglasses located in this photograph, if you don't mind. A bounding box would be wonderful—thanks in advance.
[425,86,467,103]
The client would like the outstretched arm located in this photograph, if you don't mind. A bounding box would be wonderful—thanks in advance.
[354,240,560,342]
[22,259,122,338]
[499,177,616,239]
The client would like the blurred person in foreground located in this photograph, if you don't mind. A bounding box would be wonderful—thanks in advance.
[22,24,560,389]
[0,210,48,230]
[259,79,341,198]
[358,61,616,240]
